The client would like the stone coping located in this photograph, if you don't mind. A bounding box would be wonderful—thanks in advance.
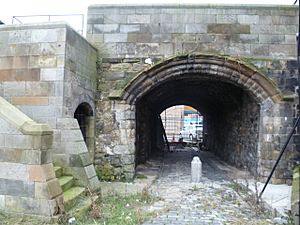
[88,4,296,10]
[0,97,52,135]
[0,22,98,51]
[0,22,70,31]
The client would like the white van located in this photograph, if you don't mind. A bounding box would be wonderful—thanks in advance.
[179,124,203,141]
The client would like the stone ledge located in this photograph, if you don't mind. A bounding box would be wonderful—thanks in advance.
[0,22,69,32]
[20,121,52,135]
[88,4,297,11]
[100,174,157,197]
[0,97,52,136]
[108,89,124,99]
[282,94,296,101]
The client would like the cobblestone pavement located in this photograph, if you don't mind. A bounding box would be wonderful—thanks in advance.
[142,148,275,225]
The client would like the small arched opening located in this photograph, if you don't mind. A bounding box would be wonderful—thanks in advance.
[74,102,95,155]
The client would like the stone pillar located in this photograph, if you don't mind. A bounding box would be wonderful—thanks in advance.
[191,156,202,182]
[109,101,136,180]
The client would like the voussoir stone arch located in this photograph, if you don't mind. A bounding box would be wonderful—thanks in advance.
[120,54,283,105]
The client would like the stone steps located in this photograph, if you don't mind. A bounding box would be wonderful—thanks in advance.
[58,176,74,192]
[63,187,86,211]
[54,166,93,216]
[68,196,98,219]
[54,166,63,178]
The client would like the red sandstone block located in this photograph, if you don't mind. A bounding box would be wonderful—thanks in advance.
[11,96,49,105]
[0,69,40,81]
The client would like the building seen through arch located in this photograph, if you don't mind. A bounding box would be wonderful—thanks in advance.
[161,105,203,142]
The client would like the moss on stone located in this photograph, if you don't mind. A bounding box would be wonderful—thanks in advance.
[207,24,250,34]
[228,56,281,94]
[239,57,270,72]
[115,72,138,90]
[108,89,123,99]
[95,163,126,182]
[282,95,296,102]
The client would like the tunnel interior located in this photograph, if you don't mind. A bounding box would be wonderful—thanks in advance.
[135,75,261,175]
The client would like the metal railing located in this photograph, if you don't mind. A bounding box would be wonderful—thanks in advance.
[12,14,84,35]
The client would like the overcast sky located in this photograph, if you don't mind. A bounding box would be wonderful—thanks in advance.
[0,0,296,34]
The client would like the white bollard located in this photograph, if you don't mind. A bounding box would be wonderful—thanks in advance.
[191,156,202,183]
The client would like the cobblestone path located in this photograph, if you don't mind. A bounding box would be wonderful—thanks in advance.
[142,149,275,225]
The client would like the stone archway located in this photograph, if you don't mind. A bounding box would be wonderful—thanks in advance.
[107,54,295,182]
[121,54,281,104]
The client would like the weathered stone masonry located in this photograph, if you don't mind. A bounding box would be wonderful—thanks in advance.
[0,3,300,218]
[0,97,64,216]
[86,4,299,183]
[0,23,99,215]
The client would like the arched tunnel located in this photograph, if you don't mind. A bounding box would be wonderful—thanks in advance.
[135,76,260,175]
[120,54,283,178]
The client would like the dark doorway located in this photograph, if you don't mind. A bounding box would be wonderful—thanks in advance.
[74,102,95,155]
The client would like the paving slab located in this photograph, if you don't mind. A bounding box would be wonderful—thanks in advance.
[236,179,292,216]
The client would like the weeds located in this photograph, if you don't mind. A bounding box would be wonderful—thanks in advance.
[226,182,248,195]
[0,212,52,225]
[0,189,156,225]
[190,184,201,192]
[95,163,126,182]
[74,189,155,225]
[87,187,102,219]
[227,180,273,219]
[135,174,148,179]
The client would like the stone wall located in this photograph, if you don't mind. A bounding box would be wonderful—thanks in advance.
[87,4,298,98]
[0,97,63,216]
[87,4,297,60]
[95,100,136,179]
[262,103,298,183]
[63,26,97,117]
[53,26,99,189]
[0,23,66,125]
[87,4,299,183]
[207,92,260,175]
[0,23,99,190]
